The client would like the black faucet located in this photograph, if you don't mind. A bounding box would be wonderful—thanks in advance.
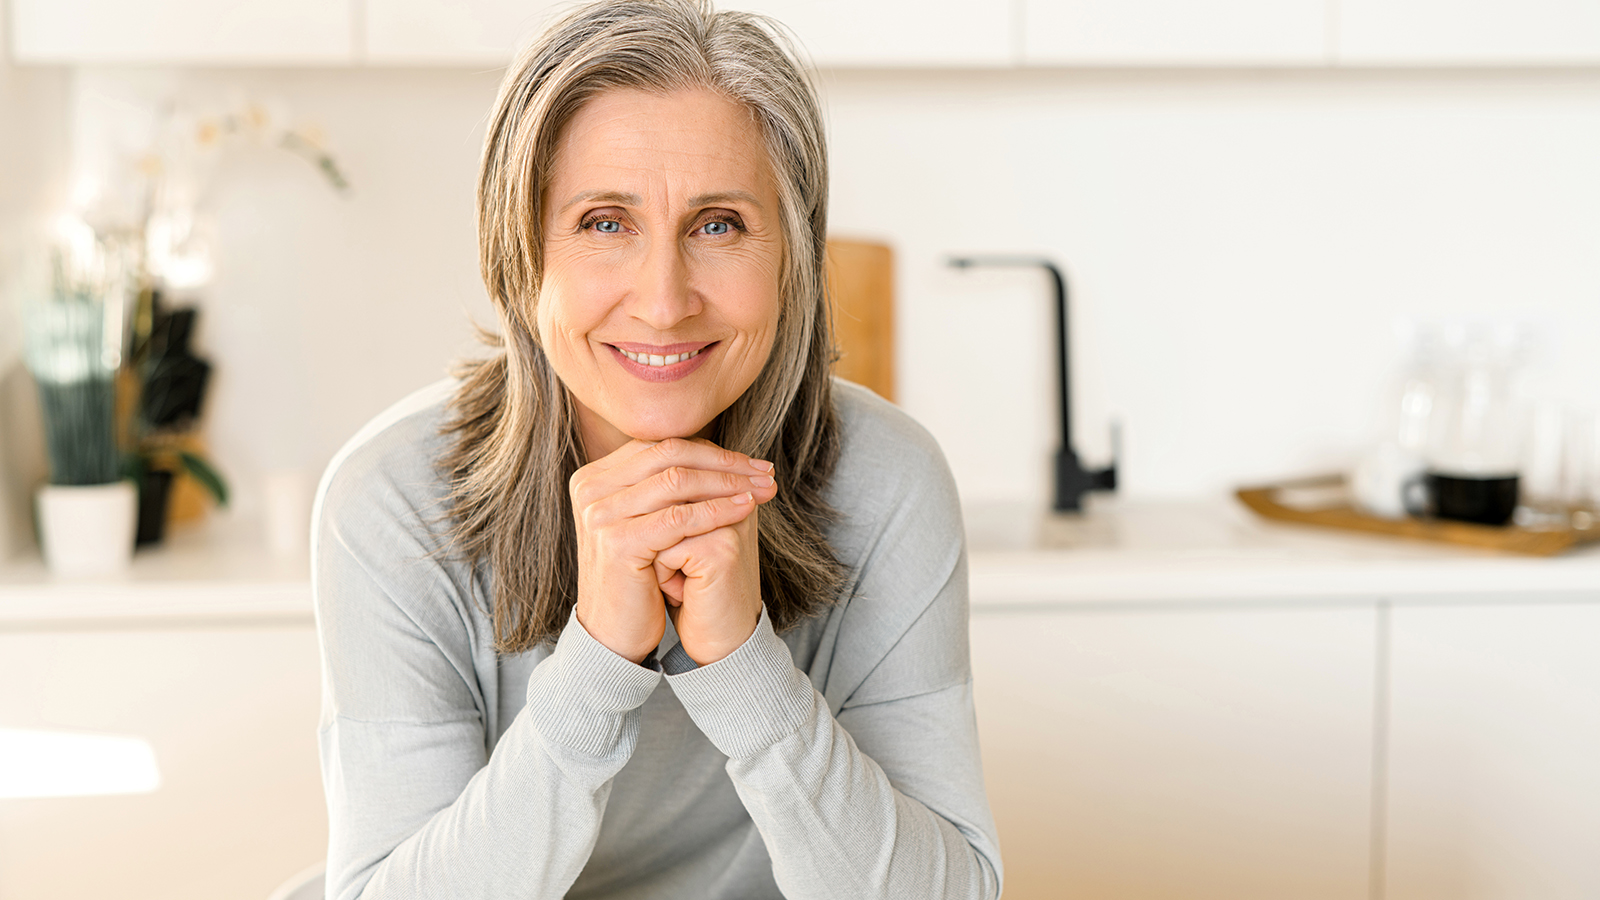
[946,256,1118,513]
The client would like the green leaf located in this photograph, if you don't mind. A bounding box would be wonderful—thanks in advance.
[178,451,230,507]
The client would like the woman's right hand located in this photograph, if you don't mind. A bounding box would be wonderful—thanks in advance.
[569,437,777,663]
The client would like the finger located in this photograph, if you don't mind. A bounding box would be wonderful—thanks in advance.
[654,519,745,580]
[582,438,659,475]
[606,437,774,490]
[659,572,686,603]
[591,465,776,523]
[624,492,757,556]
[653,558,679,589]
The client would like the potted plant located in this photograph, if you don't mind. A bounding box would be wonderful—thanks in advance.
[123,295,228,545]
[23,227,138,576]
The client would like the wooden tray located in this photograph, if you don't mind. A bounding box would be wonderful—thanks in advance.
[1236,474,1600,557]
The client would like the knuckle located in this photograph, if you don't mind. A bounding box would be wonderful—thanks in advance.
[662,503,692,532]
[568,470,596,507]
[656,437,689,461]
[577,501,604,533]
[660,465,686,492]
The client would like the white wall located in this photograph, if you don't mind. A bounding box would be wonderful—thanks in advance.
[0,0,70,557]
[54,65,1600,518]
[821,68,1600,503]
[66,67,502,521]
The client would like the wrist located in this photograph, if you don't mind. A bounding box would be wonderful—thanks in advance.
[682,605,761,666]
[574,606,661,665]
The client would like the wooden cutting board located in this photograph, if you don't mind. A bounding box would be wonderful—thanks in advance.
[825,238,894,402]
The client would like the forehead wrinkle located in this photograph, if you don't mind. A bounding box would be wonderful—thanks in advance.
[558,189,642,214]
[547,90,776,220]
[687,190,764,211]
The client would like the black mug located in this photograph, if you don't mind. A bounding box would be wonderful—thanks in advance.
[1405,471,1520,526]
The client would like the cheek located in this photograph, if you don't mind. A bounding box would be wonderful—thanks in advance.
[715,257,783,337]
[534,273,594,358]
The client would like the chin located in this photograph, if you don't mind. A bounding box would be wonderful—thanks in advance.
[617,407,719,443]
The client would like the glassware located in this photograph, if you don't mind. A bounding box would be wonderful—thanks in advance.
[1421,322,1537,526]
[1517,400,1569,528]
[1567,410,1600,530]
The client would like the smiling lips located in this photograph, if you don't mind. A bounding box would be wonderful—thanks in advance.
[608,341,716,382]
[621,347,702,367]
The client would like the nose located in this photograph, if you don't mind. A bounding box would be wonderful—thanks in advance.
[625,236,700,330]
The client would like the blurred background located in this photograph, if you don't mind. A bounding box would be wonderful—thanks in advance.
[2,2,1599,899]
[3,0,1595,524]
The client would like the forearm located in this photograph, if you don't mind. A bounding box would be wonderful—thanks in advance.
[325,615,661,900]
[665,613,1001,900]
[729,698,1000,899]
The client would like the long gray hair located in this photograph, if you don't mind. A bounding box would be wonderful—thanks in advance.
[441,0,845,654]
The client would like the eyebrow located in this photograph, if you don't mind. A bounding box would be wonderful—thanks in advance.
[687,190,764,210]
[557,189,765,213]
[559,190,640,213]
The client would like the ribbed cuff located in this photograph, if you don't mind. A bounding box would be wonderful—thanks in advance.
[664,607,818,759]
[524,612,663,757]
[660,641,698,675]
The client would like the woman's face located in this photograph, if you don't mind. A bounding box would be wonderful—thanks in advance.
[539,87,785,460]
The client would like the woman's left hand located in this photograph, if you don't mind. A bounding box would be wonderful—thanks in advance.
[653,458,765,666]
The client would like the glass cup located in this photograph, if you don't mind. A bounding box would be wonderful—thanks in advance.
[1567,410,1600,530]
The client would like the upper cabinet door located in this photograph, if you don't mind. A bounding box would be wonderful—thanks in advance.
[1337,0,1600,65]
[718,0,1015,67]
[1023,0,1330,65]
[9,0,352,64]
[364,0,567,65]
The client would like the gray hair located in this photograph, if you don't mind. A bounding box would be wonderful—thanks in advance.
[442,0,844,653]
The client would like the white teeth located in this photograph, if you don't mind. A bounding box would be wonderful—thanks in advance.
[621,348,701,367]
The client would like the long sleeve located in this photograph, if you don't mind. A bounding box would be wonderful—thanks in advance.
[314,444,662,900]
[662,400,1003,900]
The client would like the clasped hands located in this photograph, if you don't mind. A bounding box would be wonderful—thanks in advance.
[571,438,775,667]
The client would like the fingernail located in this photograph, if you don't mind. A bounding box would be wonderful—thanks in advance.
[750,474,775,488]
[751,459,774,472]
[732,491,753,505]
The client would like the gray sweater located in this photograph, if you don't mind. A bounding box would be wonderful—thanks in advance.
[313,378,1003,900]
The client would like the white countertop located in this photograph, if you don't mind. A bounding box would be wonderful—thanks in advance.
[0,522,312,625]
[3,497,1597,625]
[967,498,1600,607]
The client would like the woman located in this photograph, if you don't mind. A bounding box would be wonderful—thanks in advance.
[313,1,1001,897]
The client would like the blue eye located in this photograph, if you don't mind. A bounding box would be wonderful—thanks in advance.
[594,219,621,233]
[702,220,731,235]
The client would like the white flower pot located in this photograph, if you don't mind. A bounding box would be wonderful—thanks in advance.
[35,481,137,578]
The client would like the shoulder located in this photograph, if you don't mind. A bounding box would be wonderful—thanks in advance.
[312,379,492,719]
[828,379,962,534]
[819,381,970,709]
[314,378,458,541]
[311,378,487,652]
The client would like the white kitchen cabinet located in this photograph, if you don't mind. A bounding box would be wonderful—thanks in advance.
[1021,0,1329,65]
[970,603,1376,900]
[370,0,1017,68]
[1337,0,1600,65]
[364,0,567,65]
[718,0,1014,67]
[1384,599,1600,900]
[0,624,325,900]
[8,0,352,64]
